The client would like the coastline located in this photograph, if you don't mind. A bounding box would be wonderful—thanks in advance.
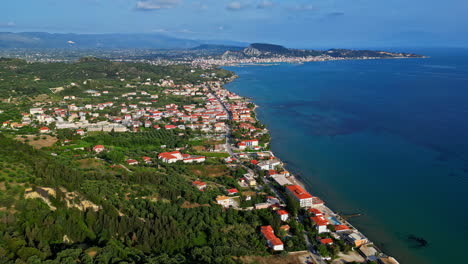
[221,70,400,263]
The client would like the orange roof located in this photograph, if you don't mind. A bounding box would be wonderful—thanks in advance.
[311,216,329,226]
[192,180,206,186]
[309,208,323,215]
[261,225,283,246]
[227,188,238,194]
[277,210,288,216]
[334,225,350,231]
[320,238,333,244]
[286,185,313,200]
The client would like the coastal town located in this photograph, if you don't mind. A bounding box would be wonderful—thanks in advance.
[0,58,400,264]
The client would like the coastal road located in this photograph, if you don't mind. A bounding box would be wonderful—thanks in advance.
[208,84,235,157]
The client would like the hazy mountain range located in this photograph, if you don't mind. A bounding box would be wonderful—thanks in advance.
[0,32,248,49]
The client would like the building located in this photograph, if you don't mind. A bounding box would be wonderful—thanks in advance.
[309,208,323,216]
[243,173,257,186]
[238,139,259,150]
[158,151,183,163]
[320,238,334,245]
[192,180,207,191]
[227,188,238,195]
[311,215,329,233]
[277,210,289,221]
[126,159,139,165]
[142,156,152,164]
[39,127,50,133]
[257,159,281,170]
[215,195,237,208]
[358,245,379,262]
[334,224,351,232]
[286,185,313,207]
[260,225,284,251]
[93,145,105,153]
[344,232,368,247]
[158,151,205,163]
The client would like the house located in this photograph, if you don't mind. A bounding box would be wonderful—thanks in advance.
[309,208,323,216]
[271,174,292,186]
[334,225,351,232]
[76,129,85,135]
[243,173,257,186]
[216,195,236,208]
[227,188,238,195]
[254,203,270,209]
[238,139,259,150]
[358,245,379,262]
[311,215,329,233]
[277,210,289,221]
[165,125,176,130]
[257,159,281,170]
[93,145,105,153]
[39,127,50,133]
[260,225,284,251]
[192,180,207,191]
[344,232,368,247]
[158,151,183,163]
[142,156,152,164]
[320,238,334,245]
[280,225,290,233]
[182,156,206,163]
[126,159,139,165]
[286,185,313,207]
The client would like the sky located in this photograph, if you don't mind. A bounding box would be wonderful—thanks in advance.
[1,0,467,48]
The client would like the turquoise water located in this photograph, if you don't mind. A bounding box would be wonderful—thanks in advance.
[224,48,468,264]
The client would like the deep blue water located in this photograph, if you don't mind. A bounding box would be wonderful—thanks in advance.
[224,48,468,264]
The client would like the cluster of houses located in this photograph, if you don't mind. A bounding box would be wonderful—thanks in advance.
[158,151,205,163]
[4,78,236,136]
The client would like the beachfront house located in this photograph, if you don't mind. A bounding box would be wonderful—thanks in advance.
[285,184,313,207]
[311,215,330,233]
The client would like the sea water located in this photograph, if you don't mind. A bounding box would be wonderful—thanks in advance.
[224,48,468,264]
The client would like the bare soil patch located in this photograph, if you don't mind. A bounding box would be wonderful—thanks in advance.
[16,135,58,149]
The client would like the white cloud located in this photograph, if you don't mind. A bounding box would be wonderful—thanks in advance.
[0,21,15,27]
[257,1,273,9]
[136,0,181,11]
[289,4,316,11]
[226,1,247,11]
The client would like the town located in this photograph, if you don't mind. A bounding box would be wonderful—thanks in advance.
[0,58,398,264]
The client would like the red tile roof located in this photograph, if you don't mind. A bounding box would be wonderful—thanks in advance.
[277,210,288,216]
[261,225,283,247]
[334,225,350,231]
[311,216,329,226]
[320,238,333,244]
[308,208,323,215]
[286,185,313,200]
[227,188,238,194]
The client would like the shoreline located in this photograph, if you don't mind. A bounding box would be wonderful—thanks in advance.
[221,70,400,262]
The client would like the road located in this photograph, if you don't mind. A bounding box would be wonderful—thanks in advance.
[211,83,327,264]
[208,84,235,157]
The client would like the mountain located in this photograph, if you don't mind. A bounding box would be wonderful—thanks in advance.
[218,43,422,59]
[0,32,203,49]
[190,44,245,51]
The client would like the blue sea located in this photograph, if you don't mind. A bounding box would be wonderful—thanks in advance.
[224,48,468,264]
